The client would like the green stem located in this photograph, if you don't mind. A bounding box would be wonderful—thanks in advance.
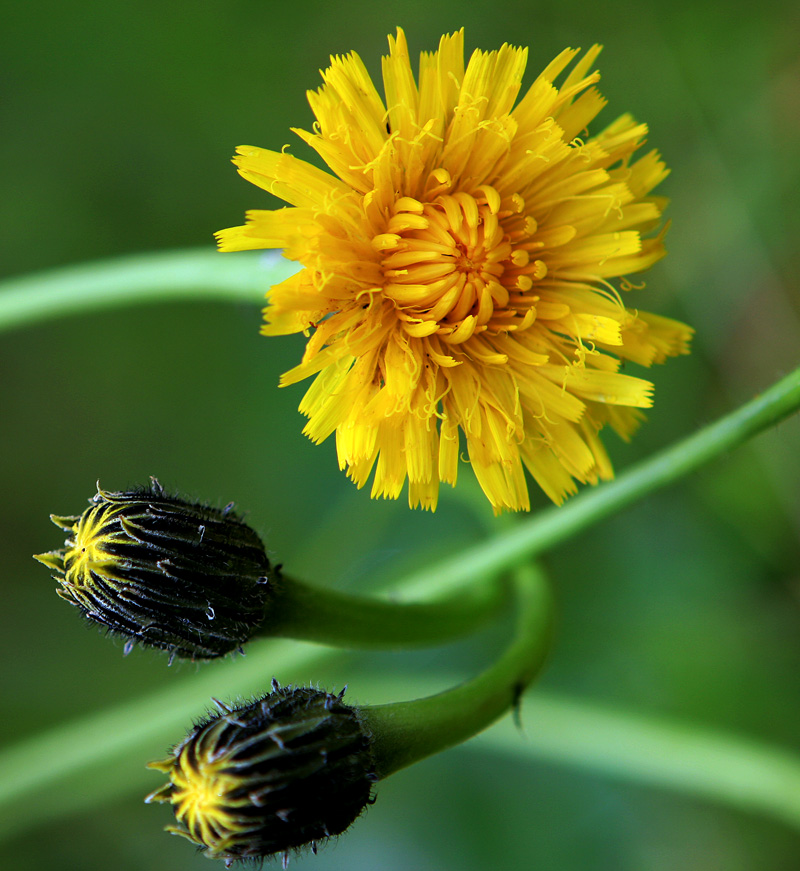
[363,562,554,778]
[263,573,508,648]
[359,675,800,832]
[400,364,800,597]
[478,692,800,832]
[0,250,288,332]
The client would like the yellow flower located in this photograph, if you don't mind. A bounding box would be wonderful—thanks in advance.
[217,29,692,512]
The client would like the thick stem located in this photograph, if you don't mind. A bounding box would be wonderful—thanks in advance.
[362,562,554,777]
[258,573,509,648]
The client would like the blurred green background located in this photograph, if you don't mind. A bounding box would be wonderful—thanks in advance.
[2,0,799,869]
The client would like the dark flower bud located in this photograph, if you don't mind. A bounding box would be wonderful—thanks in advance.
[146,684,377,863]
[34,479,276,660]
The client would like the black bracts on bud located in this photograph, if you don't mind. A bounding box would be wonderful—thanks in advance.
[35,479,276,659]
[146,684,377,862]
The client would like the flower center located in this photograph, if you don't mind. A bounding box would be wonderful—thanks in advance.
[375,186,545,344]
[63,503,121,588]
[170,752,240,846]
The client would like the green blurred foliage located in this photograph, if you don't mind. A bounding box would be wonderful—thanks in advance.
[1,0,799,868]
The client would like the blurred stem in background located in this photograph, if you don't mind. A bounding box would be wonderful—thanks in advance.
[0,250,294,332]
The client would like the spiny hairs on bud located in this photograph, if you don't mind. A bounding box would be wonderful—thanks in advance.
[34,478,277,660]
[146,683,377,864]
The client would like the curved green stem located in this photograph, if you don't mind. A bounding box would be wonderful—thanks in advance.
[363,562,554,777]
[0,249,288,332]
[400,364,800,597]
[359,675,800,832]
[263,573,508,648]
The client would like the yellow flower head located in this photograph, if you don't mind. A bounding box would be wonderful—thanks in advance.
[217,29,692,512]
